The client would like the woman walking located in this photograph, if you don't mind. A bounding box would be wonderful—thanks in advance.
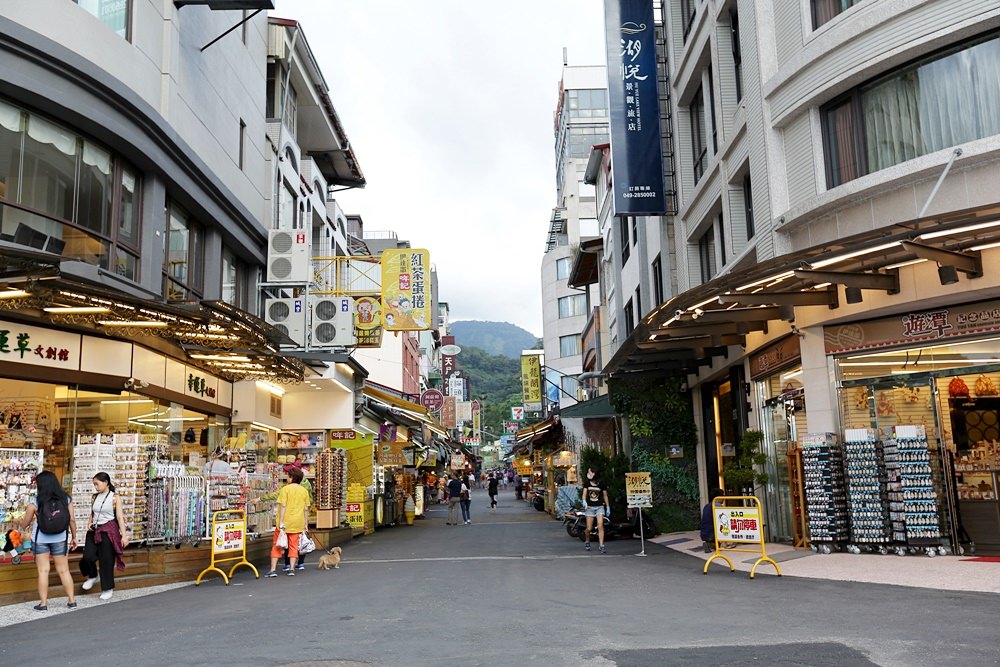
[16,471,78,611]
[581,467,610,554]
[80,472,129,600]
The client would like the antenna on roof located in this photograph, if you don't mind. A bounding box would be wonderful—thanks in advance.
[563,47,568,66]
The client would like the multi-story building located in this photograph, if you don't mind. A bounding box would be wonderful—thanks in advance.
[540,65,609,413]
[602,0,1000,551]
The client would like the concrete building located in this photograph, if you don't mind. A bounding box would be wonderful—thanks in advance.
[601,0,1000,552]
[540,65,609,413]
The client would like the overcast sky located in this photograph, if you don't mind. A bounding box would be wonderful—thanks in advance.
[272,1,607,337]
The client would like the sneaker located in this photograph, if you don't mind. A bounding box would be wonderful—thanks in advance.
[295,564,305,571]
[67,602,78,609]
[599,545,607,554]
[465,520,471,524]
[33,604,47,611]
[82,577,98,591]
[282,564,291,572]
[286,570,295,576]
[99,590,113,601]
[264,571,278,578]
[585,542,591,551]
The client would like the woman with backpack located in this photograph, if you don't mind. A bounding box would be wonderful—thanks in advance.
[80,471,129,600]
[15,470,78,611]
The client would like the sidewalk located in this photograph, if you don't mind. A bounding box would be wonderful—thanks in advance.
[651,530,1000,594]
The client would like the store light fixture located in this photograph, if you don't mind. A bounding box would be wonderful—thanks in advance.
[98,320,169,327]
[938,264,960,285]
[189,354,252,362]
[100,399,154,405]
[251,421,282,432]
[256,380,286,396]
[884,258,927,270]
[737,271,794,292]
[0,289,29,299]
[845,287,864,304]
[918,220,1000,241]
[44,306,111,314]
[970,240,1000,252]
[809,242,900,269]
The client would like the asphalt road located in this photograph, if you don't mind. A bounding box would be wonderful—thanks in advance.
[1,488,998,667]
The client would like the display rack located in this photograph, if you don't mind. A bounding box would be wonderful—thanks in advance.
[800,433,849,554]
[884,424,946,556]
[147,472,205,544]
[71,434,115,545]
[245,465,279,535]
[0,448,43,557]
[315,448,347,511]
[843,428,892,553]
[113,433,153,543]
[276,431,325,478]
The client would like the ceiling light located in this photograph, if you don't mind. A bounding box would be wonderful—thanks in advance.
[970,241,1000,251]
[0,290,29,299]
[918,220,1000,240]
[44,306,111,314]
[810,242,900,269]
[98,320,169,327]
[189,354,252,362]
[256,380,286,396]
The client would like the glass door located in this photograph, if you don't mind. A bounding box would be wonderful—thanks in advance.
[760,380,803,543]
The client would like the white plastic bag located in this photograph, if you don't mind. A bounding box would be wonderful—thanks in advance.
[298,533,316,555]
[275,529,288,549]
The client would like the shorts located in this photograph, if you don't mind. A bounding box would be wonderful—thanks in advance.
[34,541,69,556]
[583,506,605,518]
[270,531,301,560]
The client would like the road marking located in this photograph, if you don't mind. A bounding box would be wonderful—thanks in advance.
[344,554,624,564]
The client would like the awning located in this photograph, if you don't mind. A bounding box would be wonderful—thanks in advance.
[568,237,603,289]
[606,201,1000,378]
[559,394,615,418]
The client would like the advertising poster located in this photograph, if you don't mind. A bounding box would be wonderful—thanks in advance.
[625,472,653,508]
[713,505,762,543]
[354,296,383,348]
[520,352,543,411]
[381,248,431,330]
[212,518,245,554]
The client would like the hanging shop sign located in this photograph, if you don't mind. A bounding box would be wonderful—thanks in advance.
[510,407,525,422]
[472,403,481,434]
[450,453,466,470]
[448,376,466,400]
[520,353,543,412]
[420,389,445,412]
[377,440,406,466]
[749,335,802,381]
[625,472,653,508]
[381,248,431,331]
[354,296,384,348]
[824,298,1000,355]
[0,320,81,370]
[456,400,473,423]
[441,396,457,429]
[603,0,668,216]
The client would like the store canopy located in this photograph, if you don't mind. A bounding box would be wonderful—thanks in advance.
[559,394,615,419]
[606,201,1000,379]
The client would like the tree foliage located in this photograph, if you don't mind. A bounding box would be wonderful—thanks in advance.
[455,345,521,439]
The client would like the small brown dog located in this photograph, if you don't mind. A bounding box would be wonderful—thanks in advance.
[317,546,342,570]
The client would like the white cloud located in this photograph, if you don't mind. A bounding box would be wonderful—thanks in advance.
[273,0,607,337]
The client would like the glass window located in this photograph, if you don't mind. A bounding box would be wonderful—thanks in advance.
[812,0,859,29]
[117,165,140,250]
[717,213,727,268]
[708,68,717,154]
[698,225,717,283]
[556,257,572,281]
[620,216,631,264]
[690,86,707,184]
[557,294,587,319]
[731,10,743,103]
[165,203,204,301]
[278,180,297,230]
[823,33,1000,187]
[223,247,249,310]
[579,217,599,237]
[652,254,664,306]
[681,0,698,41]
[21,115,77,223]
[75,0,130,39]
[624,297,635,336]
[743,173,755,240]
[77,140,113,238]
[635,285,642,319]
[561,375,579,399]
[0,101,23,203]
[559,334,582,357]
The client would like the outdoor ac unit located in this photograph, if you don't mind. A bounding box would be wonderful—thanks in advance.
[309,296,356,348]
[267,228,310,283]
[264,297,306,346]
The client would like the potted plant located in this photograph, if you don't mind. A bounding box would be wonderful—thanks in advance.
[721,430,768,495]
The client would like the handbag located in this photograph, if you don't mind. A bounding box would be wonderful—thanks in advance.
[275,529,288,549]
[298,533,316,555]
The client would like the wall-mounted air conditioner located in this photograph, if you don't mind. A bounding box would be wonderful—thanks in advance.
[267,228,310,283]
[309,296,356,348]
[264,297,306,347]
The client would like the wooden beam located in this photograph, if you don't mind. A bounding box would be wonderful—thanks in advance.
[900,241,982,277]
[794,269,899,294]
[719,289,838,308]
[689,306,783,322]
[650,321,768,338]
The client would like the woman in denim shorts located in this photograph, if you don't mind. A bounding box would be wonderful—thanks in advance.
[17,471,78,611]
[581,468,610,554]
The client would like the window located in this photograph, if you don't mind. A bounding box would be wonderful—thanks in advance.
[631,216,638,246]
[620,216,631,264]
[222,247,250,311]
[559,334,582,358]
[75,0,130,39]
[561,375,579,400]
[652,254,664,306]
[624,298,635,336]
[708,68,718,153]
[635,285,642,319]
[164,202,205,302]
[567,89,609,119]
[556,257,572,281]
[743,174,755,240]
[0,98,141,277]
[690,86,707,184]
[698,225,717,283]
[681,0,698,41]
[270,394,282,418]
[238,119,246,171]
[812,0,860,29]
[579,217,599,237]
[822,33,1000,188]
[579,180,597,199]
[731,10,743,103]
[557,294,587,318]
[717,214,727,267]
[278,180,297,229]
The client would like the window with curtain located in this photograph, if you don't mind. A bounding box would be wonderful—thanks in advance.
[222,247,250,310]
[75,0,131,39]
[559,334,582,357]
[690,85,707,184]
[822,32,1000,188]
[698,225,717,283]
[558,294,587,319]
[556,257,571,281]
[812,0,860,29]
[164,203,204,302]
[731,10,743,103]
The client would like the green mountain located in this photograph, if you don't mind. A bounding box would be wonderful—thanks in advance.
[452,345,522,442]
[450,320,539,359]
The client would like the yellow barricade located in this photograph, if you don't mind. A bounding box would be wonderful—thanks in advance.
[196,509,259,586]
[703,495,781,579]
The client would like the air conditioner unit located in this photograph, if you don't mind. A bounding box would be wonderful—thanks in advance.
[267,228,310,283]
[264,297,306,346]
[309,296,356,348]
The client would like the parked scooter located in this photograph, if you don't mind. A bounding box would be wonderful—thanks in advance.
[531,488,546,512]
[563,508,586,538]
[572,507,658,541]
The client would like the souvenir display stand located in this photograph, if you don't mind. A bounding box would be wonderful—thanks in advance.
[801,433,849,554]
[147,460,205,544]
[883,425,947,556]
[843,428,892,553]
[315,448,347,528]
[0,448,43,561]
[71,434,115,545]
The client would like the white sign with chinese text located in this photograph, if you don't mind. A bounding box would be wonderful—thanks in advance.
[0,320,81,370]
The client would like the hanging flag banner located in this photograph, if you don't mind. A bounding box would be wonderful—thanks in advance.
[472,403,481,435]
[381,249,431,330]
[520,352,543,412]
[604,0,667,216]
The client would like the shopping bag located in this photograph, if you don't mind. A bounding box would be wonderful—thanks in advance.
[275,529,288,549]
[298,533,316,555]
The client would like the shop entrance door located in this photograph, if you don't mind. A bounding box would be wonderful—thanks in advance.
[760,388,802,543]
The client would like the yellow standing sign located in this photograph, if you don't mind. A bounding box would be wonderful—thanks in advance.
[703,496,781,579]
[196,509,258,586]
[625,472,653,508]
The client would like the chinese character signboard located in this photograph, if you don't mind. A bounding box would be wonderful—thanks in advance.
[354,296,383,348]
[456,400,473,423]
[442,396,458,429]
[625,472,653,509]
[0,320,81,370]
[381,249,431,331]
[420,389,445,412]
[212,517,246,554]
[713,505,762,543]
[520,353,543,412]
[604,0,667,216]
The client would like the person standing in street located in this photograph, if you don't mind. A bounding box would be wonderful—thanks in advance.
[460,477,472,524]
[487,473,499,510]
[581,467,610,554]
[282,463,313,571]
[265,466,310,577]
[16,471,78,611]
[514,475,523,500]
[80,471,129,600]
[446,472,464,525]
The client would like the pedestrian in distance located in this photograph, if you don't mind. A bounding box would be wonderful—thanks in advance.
[581,467,610,554]
[514,475,523,500]
[701,488,725,553]
[460,476,472,524]
[265,466,310,578]
[488,473,499,510]
[446,473,464,525]
[16,471,78,611]
[80,471,129,600]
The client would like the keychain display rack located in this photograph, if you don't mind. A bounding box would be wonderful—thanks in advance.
[71,434,115,545]
[801,433,849,554]
[842,428,892,553]
[112,433,153,543]
[244,466,279,535]
[884,425,947,557]
[0,448,43,545]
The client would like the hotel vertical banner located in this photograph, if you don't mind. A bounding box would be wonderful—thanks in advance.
[381,248,431,330]
[604,0,667,216]
[520,352,543,412]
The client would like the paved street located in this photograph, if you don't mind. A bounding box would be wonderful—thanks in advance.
[1,489,998,667]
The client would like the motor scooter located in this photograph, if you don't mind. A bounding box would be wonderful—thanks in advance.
[531,488,546,512]
[573,507,658,541]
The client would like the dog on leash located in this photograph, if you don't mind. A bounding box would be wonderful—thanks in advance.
[317,546,342,570]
